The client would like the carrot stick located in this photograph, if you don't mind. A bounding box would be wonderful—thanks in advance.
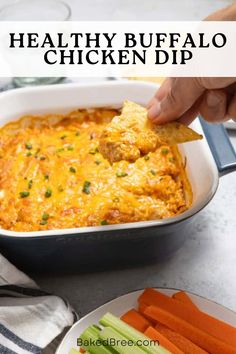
[144,326,184,354]
[144,305,236,354]
[121,309,151,333]
[139,302,148,313]
[172,291,198,310]
[155,322,208,354]
[138,303,156,324]
[139,288,236,347]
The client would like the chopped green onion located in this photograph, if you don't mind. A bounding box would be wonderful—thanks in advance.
[34,148,40,157]
[169,157,175,163]
[25,142,32,150]
[19,191,30,198]
[57,148,64,153]
[161,148,169,155]
[95,160,101,165]
[58,185,64,192]
[26,151,32,157]
[69,166,76,173]
[28,180,33,189]
[40,220,47,225]
[113,197,120,203]
[40,156,46,161]
[101,220,108,225]
[60,135,67,140]
[116,172,128,178]
[45,188,52,198]
[75,131,80,136]
[67,145,74,151]
[44,174,49,180]
[89,147,99,155]
[144,155,150,160]
[42,213,49,221]
[150,169,156,176]
[82,181,91,194]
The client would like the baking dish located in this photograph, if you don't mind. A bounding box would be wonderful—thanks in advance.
[0,80,235,272]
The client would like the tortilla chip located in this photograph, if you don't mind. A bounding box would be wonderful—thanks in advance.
[152,121,202,145]
[99,100,202,163]
[122,100,147,122]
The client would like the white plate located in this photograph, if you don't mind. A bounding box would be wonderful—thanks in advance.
[56,288,236,354]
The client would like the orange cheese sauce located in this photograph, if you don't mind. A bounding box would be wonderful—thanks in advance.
[0,109,192,232]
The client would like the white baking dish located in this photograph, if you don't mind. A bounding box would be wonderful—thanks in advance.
[0,81,235,271]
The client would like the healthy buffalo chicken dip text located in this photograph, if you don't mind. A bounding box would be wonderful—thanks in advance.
[0,107,192,232]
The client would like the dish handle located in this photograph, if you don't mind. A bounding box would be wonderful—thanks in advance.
[200,118,236,177]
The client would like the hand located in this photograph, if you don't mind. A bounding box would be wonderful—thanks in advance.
[148,77,236,125]
[148,4,236,125]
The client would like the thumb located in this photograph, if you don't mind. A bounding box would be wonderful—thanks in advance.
[148,77,205,124]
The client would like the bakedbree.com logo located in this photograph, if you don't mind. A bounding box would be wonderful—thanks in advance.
[77,337,159,347]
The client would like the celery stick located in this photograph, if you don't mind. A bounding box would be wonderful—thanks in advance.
[92,324,102,332]
[89,325,100,332]
[99,313,170,354]
[99,326,146,354]
[69,349,81,354]
[79,325,114,354]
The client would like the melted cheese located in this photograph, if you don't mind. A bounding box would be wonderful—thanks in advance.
[0,108,192,232]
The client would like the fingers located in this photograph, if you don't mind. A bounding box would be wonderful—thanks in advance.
[147,78,172,118]
[147,77,236,125]
[197,77,236,90]
[147,78,170,110]
[148,97,161,118]
[148,77,205,124]
[205,4,236,21]
[227,92,236,122]
[179,89,236,124]
[178,96,202,125]
[199,89,228,123]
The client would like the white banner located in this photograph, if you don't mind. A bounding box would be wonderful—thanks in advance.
[0,21,235,77]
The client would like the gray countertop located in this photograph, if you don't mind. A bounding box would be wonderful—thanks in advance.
[34,130,236,317]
